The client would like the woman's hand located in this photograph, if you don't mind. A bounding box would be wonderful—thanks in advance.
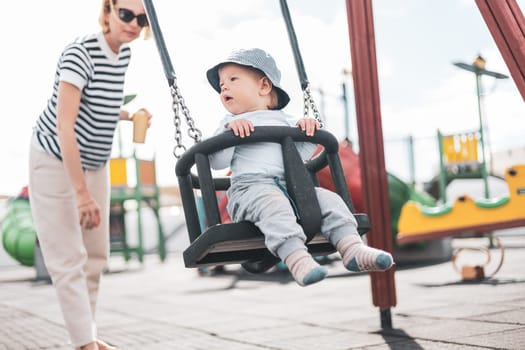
[76,193,101,230]
[296,118,320,136]
[119,110,131,121]
[226,118,254,138]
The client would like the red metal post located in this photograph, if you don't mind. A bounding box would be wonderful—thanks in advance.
[475,0,525,100]
[345,0,397,327]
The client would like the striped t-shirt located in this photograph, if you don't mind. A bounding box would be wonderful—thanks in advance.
[34,32,131,169]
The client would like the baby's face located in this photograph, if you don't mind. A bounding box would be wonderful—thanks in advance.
[218,63,269,115]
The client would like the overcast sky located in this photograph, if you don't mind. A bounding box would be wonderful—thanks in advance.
[1,0,523,196]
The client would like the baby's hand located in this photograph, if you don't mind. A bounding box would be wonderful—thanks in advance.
[227,118,254,138]
[297,118,320,136]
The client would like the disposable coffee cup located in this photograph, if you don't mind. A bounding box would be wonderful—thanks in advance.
[132,111,148,143]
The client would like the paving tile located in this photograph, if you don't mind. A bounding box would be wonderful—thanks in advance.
[395,318,518,343]
[454,326,525,349]
[400,303,515,319]
[359,339,491,349]
[468,308,525,326]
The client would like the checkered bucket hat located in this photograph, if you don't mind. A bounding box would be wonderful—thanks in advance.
[206,48,290,109]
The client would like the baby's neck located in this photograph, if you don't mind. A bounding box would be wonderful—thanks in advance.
[233,109,277,117]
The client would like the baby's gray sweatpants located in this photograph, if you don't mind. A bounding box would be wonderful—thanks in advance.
[227,174,358,261]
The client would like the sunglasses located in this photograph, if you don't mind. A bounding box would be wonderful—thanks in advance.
[117,8,149,27]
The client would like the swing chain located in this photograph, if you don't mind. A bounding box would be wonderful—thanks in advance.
[169,79,202,159]
[303,85,323,128]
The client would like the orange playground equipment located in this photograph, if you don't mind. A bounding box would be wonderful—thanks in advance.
[397,164,525,244]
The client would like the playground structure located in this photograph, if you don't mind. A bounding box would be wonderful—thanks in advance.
[395,49,523,245]
[397,164,525,244]
[108,153,166,263]
[435,54,510,203]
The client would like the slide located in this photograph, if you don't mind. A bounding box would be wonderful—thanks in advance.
[1,198,36,266]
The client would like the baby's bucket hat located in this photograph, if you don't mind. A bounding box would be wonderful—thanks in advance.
[207,48,290,109]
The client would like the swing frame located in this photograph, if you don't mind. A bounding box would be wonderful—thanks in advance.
[142,0,370,273]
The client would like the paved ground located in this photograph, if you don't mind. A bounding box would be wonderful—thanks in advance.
[0,233,524,350]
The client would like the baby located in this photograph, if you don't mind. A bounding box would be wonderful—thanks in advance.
[206,48,394,286]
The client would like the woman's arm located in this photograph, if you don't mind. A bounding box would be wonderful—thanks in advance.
[56,81,100,229]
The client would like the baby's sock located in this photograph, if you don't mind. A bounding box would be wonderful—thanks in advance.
[336,234,394,272]
[284,249,328,286]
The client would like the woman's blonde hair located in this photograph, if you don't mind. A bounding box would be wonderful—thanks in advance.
[98,0,151,39]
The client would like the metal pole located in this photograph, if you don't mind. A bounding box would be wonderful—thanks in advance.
[475,73,490,199]
[342,82,350,140]
[318,88,326,126]
[437,130,448,203]
[408,135,416,186]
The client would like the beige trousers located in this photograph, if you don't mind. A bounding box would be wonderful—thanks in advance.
[29,144,110,347]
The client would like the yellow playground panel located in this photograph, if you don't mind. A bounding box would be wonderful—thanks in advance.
[109,157,128,187]
[442,132,479,165]
[397,164,525,244]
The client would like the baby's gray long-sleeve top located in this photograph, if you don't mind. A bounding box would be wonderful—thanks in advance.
[208,110,318,179]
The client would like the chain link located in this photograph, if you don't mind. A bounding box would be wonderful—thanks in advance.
[303,85,324,128]
[169,78,202,159]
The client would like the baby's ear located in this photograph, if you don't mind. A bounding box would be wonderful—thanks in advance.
[260,76,273,94]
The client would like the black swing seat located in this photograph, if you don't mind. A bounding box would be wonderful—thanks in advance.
[175,126,370,273]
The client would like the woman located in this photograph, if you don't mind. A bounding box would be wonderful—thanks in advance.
[29,0,151,349]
